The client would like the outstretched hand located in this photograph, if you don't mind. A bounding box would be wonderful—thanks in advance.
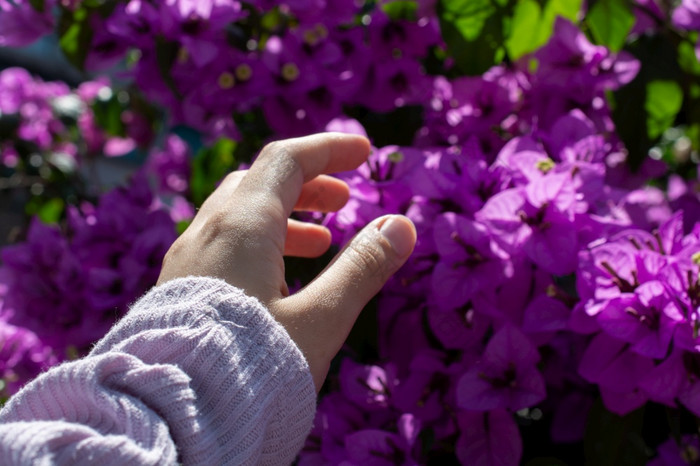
[158,133,417,391]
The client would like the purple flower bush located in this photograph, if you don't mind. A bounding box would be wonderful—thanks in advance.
[1,0,700,463]
[0,67,137,171]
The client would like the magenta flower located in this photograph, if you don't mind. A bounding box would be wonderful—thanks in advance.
[0,220,91,352]
[431,213,513,310]
[0,319,57,395]
[161,0,245,68]
[534,17,640,103]
[106,0,162,47]
[339,359,398,411]
[356,57,430,112]
[457,325,546,411]
[578,332,652,415]
[476,172,579,275]
[673,0,700,60]
[649,434,700,466]
[596,281,683,359]
[456,409,522,466]
[0,0,54,46]
[146,134,191,195]
[343,414,421,466]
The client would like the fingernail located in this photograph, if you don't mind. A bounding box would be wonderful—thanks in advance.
[379,215,416,257]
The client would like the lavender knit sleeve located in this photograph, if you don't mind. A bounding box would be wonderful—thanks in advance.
[0,277,317,465]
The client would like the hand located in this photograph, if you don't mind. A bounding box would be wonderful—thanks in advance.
[158,133,417,391]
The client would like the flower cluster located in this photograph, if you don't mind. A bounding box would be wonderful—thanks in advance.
[574,213,700,416]
[1,0,700,463]
[0,167,177,393]
[0,67,136,175]
[298,17,700,465]
[0,0,441,140]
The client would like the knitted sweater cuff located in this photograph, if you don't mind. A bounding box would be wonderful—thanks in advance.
[91,276,318,464]
[0,277,316,465]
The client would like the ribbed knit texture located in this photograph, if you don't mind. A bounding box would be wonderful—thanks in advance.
[0,277,317,465]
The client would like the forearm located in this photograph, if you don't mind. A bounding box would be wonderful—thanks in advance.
[0,277,316,465]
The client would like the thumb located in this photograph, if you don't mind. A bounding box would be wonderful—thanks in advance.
[276,215,416,387]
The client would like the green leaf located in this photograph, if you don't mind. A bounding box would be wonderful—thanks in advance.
[381,1,418,20]
[505,0,541,60]
[688,123,700,151]
[24,197,65,223]
[646,80,683,140]
[586,0,635,52]
[58,8,92,70]
[537,0,582,45]
[92,92,126,137]
[441,0,496,40]
[505,0,583,61]
[176,219,192,235]
[610,34,684,170]
[678,39,700,76]
[190,138,237,207]
[34,198,65,224]
[437,0,515,75]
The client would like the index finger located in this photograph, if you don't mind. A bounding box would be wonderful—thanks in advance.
[234,133,370,217]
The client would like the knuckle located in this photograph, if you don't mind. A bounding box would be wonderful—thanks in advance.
[259,141,301,178]
[162,236,185,266]
[346,236,392,283]
[261,140,282,156]
[201,210,248,247]
[223,171,244,186]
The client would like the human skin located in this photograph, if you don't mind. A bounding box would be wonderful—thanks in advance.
[158,132,417,391]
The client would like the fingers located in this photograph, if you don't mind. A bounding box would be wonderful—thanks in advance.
[284,219,331,257]
[294,175,350,212]
[234,133,370,216]
[207,171,351,213]
[275,215,416,390]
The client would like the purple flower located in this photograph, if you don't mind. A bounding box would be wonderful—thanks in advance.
[343,414,421,466]
[339,359,398,411]
[668,173,700,233]
[0,0,54,46]
[631,0,666,36]
[427,301,490,352]
[0,319,57,395]
[431,213,512,310]
[262,34,322,95]
[639,352,686,406]
[423,72,521,148]
[391,351,449,423]
[456,409,522,466]
[324,28,371,100]
[534,18,640,103]
[578,332,652,415]
[596,281,683,358]
[1,220,91,352]
[326,145,426,244]
[476,173,579,275]
[195,49,273,114]
[673,0,700,60]
[106,0,161,47]
[146,134,191,195]
[161,0,245,68]
[263,85,342,137]
[355,57,430,112]
[649,434,700,466]
[457,325,546,411]
[367,11,440,61]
